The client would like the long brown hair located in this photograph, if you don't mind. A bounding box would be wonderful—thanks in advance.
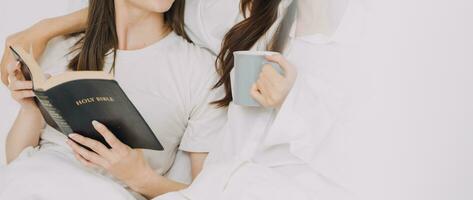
[212,0,297,107]
[68,0,189,71]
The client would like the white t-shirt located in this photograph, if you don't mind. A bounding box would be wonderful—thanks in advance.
[39,32,227,175]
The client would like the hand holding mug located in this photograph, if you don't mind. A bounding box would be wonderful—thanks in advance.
[251,54,297,109]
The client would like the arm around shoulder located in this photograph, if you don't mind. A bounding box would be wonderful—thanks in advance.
[1,8,88,85]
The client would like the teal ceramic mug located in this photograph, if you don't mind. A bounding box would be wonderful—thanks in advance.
[232,51,283,106]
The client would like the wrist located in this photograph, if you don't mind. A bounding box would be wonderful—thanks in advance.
[126,166,158,194]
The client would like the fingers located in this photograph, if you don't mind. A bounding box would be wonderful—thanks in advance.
[251,84,268,107]
[6,61,20,76]
[7,73,18,87]
[265,54,296,79]
[255,79,279,107]
[253,64,285,106]
[253,62,292,108]
[261,64,284,83]
[73,152,100,169]
[66,139,110,169]
[1,46,18,85]
[92,120,128,152]
[8,74,34,101]
[262,64,282,77]
[7,62,26,82]
[11,90,35,101]
[265,54,289,71]
[256,74,273,95]
[9,80,32,91]
[67,121,131,170]
[68,133,114,160]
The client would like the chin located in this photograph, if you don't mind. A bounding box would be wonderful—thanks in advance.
[129,0,175,13]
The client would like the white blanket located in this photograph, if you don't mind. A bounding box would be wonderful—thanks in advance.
[0,144,137,200]
[156,162,321,200]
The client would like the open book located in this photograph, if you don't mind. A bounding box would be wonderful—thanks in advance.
[10,46,163,151]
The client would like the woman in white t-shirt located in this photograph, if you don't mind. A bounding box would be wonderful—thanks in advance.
[1,0,226,199]
[1,0,342,199]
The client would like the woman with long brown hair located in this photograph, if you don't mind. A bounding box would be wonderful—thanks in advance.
[0,0,227,199]
[1,0,328,199]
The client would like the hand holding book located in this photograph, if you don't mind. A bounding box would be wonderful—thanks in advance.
[6,61,37,110]
[9,46,164,151]
[67,120,156,192]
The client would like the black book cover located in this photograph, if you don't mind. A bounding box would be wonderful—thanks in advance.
[10,46,163,151]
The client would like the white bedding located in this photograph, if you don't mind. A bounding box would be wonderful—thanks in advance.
[0,144,136,200]
[155,163,320,200]
[0,143,192,200]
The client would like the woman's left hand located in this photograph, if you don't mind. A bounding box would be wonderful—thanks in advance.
[251,54,297,109]
[66,120,154,190]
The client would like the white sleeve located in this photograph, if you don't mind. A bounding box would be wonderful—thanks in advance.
[179,51,228,153]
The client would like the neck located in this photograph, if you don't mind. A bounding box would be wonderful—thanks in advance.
[114,0,170,50]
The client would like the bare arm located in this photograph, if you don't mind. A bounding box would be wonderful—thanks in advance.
[6,107,45,163]
[1,8,88,85]
[190,152,207,179]
[4,63,45,163]
[46,8,88,36]
[3,9,88,163]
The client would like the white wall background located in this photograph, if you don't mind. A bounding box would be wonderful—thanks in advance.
[0,0,86,165]
[340,1,473,199]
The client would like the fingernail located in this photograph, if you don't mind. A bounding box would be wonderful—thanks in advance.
[68,133,78,139]
[92,120,100,126]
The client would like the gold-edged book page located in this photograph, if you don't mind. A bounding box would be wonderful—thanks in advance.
[11,46,114,91]
[39,71,114,91]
